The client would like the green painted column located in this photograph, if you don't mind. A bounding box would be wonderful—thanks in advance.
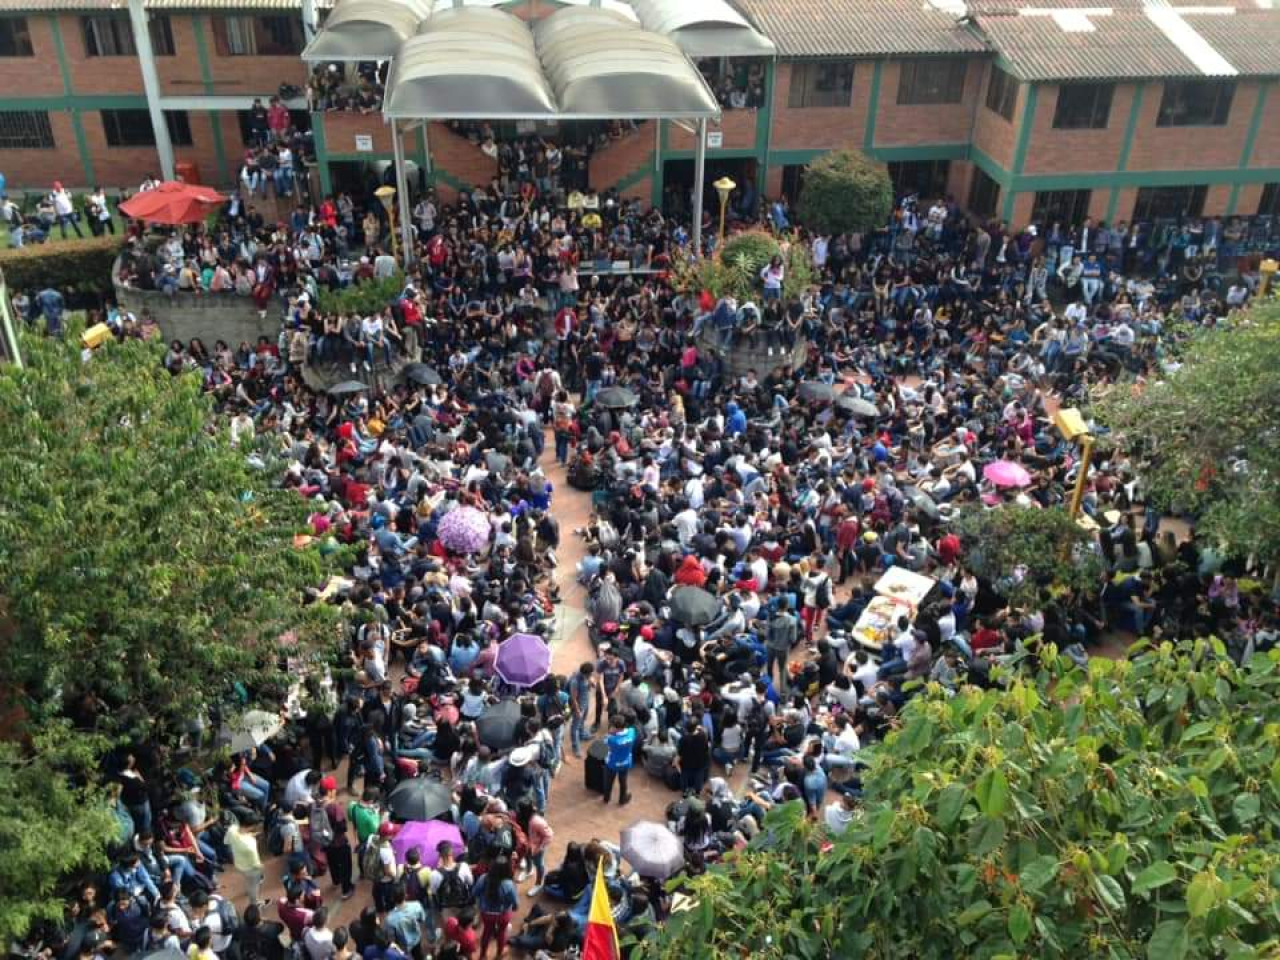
[49,15,95,185]
[863,60,882,155]
[191,16,228,184]
[1003,83,1038,222]
[312,112,332,196]
[755,57,775,197]
[1107,82,1145,221]
[651,119,668,209]
[1228,80,1272,215]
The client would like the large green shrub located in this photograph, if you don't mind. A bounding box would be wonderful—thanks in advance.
[676,229,813,303]
[316,272,405,316]
[797,149,894,236]
[642,639,1280,959]
[0,236,122,299]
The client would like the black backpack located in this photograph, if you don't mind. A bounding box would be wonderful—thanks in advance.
[434,866,474,909]
[748,698,769,735]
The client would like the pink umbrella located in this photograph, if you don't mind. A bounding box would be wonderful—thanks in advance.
[983,460,1033,488]
[495,632,552,688]
[391,819,464,868]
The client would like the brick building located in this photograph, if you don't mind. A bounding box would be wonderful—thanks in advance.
[1,0,1278,227]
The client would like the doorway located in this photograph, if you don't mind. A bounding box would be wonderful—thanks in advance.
[662,156,759,225]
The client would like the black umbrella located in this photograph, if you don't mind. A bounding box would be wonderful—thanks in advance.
[836,393,880,418]
[386,777,452,823]
[475,699,523,752]
[798,381,835,404]
[668,586,719,627]
[404,363,443,386]
[485,450,511,474]
[903,485,940,520]
[328,380,369,397]
[596,386,639,410]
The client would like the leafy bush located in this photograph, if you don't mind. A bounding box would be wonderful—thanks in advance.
[952,504,1104,607]
[316,272,404,316]
[643,639,1280,959]
[675,229,813,304]
[0,236,122,299]
[797,149,894,236]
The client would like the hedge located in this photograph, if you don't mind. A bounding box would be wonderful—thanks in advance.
[316,272,405,317]
[0,236,123,299]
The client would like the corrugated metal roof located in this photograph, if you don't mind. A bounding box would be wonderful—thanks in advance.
[0,0,328,9]
[979,2,1280,81]
[732,0,987,58]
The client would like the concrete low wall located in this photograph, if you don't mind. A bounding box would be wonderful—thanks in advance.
[113,261,278,347]
[696,327,808,379]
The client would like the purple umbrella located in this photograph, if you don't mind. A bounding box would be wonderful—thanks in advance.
[437,505,491,554]
[391,819,464,868]
[495,632,552,688]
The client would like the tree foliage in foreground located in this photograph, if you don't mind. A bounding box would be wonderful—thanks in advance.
[796,148,894,237]
[953,504,1104,608]
[642,641,1280,959]
[0,330,336,742]
[1095,301,1280,564]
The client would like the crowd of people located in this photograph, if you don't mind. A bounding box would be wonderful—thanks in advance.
[309,63,387,114]
[15,111,1280,960]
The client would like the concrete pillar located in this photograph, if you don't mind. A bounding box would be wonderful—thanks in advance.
[128,0,174,181]
[692,117,706,257]
[300,0,319,40]
[391,120,414,267]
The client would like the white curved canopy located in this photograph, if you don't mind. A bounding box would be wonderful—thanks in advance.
[625,0,774,56]
[301,0,430,61]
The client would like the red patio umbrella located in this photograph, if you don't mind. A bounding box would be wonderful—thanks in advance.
[118,180,226,225]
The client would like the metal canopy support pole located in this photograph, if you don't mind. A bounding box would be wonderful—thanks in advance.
[692,116,706,258]
[128,0,174,181]
[391,119,414,268]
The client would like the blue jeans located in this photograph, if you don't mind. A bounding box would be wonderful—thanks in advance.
[57,213,82,238]
[274,168,293,196]
[570,711,588,755]
[236,773,269,812]
[555,431,571,465]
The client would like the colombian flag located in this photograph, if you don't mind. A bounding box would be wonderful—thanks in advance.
[581,859,620,960]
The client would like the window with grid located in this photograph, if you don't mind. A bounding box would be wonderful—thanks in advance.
[888,159,951,200]
[968,168,1000,218]
[787,60,854,109]
[1031,189,1092,226]
[102,109,192,148]
[1157,80,1234,127]
[0,110,53,149]
[83,14,173,56]
[0,17,34,56]
[897,59,967,105]
[213,14,303,56]
[985,64,1017,121]
[1052,83,1113,129]
[1259,183,1280,217]
[1132,185,1207,221]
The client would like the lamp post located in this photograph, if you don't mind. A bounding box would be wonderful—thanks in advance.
[1053,407,1094,521]
[374,184,399,263]
[713,176,735,253]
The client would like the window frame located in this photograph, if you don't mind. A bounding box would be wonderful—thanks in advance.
[82,13,173,56]
[985,64,1018,122]
[887,159,951,200]
[0,16,34,57]
[1156,80,1234,127]
[101,108,193,148]
[0,109,54,149]
[1031,189,1093,226]
[1051,83,1114,130]
[1132,185,1207,221]
[1259,183,1280,218]
[896,58,967,106]
[968,168,1001,219]
[213,14,304,57]
[787,59,855,109]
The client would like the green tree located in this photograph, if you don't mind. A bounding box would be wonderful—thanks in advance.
[642,640,1280,959]
[674,228,813,304]
[796,149,894,236]
[952,504,1103,607]
[1094,303,1280,565]
[0,329,337,744]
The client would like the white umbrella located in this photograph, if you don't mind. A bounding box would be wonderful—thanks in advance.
[621,820,685,879]
[221,709,283,752]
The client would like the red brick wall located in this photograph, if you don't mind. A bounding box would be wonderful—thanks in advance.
[82,109,160,188]
[619,173,650,202]
[1247,83,1280,168]
[971,61,1018,170]
[1007,191,1033,228]
[172,110,223,186]
[770,60,872,152]
[1111,187,1138,222]
[429,122,497,191]
[204,14,307,93]
[157,15,206,96]
[59,13,144,95]
[1023,83,1136,175]
[946,159,971,203]
[0,112,80,187]
[1204,183,1232,217]
[1087,190,1111,221]
[323,111,393,154]
[666,110,757,152]
[872,59,982,147]
[1234,182,1265,216]
[589,121,653,190]
[764,164,783,199]
[1125,79,1258,172]
[0,15,62,96]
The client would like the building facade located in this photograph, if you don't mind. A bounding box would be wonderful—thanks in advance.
[1,0,1278,227]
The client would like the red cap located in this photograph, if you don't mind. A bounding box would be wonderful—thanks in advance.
[378,821,397,838]
[319,776,337,793]
[640,625,655,641]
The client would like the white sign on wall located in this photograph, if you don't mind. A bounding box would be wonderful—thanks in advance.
[706,131,724,149]
[354,135,374,152]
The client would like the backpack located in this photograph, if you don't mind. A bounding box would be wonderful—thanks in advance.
[309,805,334,848]
[213,895,240,937]
[404,865,429,905]
[361,839,384,881]
[748,698,769,735]
[267,812,287,856]
[434,865,474,909]
[815,573,833,610]
[537,734,556,771]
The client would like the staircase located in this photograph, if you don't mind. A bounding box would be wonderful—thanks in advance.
[588,121,655,201]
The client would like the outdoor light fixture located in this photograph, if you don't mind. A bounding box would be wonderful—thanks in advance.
[375,185,400,261]
[713,175,736,250]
